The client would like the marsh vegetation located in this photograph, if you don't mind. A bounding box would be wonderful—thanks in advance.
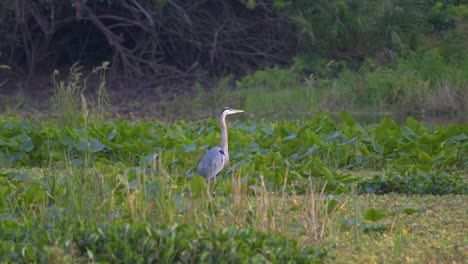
[0,1,467,263]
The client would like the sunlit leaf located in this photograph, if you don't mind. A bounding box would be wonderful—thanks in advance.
[338,111,355,126]
[417,151,432,164]
[363,208,387,222]
[393,207,426,215]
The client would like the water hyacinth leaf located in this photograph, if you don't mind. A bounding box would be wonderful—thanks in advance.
[144,153,158,164]
[371,141,383,154]
[327,199,338,214]
[2,122,14,130]
[290,152,300,160]
[231,152,244,159]
[341,218,360,226]
[76,140,89,152]
[325,131,342,141]
[77,139,105,153]
[363,208,387,222]
[246,143,260,153]
[134,140,151,154]
[189,176,206,197]
[183,143,196,153]
[322,167,335,181]
[449,133,467,142]
[282,133,297,141]
[0,152,17,168]
[406,116,422,132]
[107,130,116,140]
[418,151,432,163]
[380,117,398,130]
[0,139,10,146]
[0,138,17,147]
[4,172,31,181]
[59,135,75,146]
[90,139,106,152]
[262,126,274,136]
[362,224,388,233]
[402,126,418,141]
[0,214,15,221]
[342,136,357,146]
[128,178,137,189]
[338,111,356,126]
[19,140,34,152]
[393,207,427,215]
[218,179,232,195]
[305,145,318,155]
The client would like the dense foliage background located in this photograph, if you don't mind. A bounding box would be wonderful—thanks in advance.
[0,0,466,90]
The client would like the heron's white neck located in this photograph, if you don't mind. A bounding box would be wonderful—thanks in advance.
[220,112,229,163]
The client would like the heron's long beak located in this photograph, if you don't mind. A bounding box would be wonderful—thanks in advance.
[230,109,244,114]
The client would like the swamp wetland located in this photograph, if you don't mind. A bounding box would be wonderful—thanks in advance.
[0,1,467,263]
[0,103,466,262]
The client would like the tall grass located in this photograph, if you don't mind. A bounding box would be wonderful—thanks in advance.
[51,63,84,124]
[0,148,338,262]
[51,61,111,125]
[216,48,468,116]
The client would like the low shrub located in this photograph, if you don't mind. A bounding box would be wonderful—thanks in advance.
[0,222,327,263]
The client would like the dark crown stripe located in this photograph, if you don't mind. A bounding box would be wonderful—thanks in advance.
[221,107,232,113]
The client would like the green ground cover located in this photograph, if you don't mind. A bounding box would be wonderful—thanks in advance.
[0,112,466,263]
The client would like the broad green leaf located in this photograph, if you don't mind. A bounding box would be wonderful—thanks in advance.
[19,140,34,152]
[418,151,432,163]
[363,208,387,222]
[183,143,196,153]
[338,111,356,126]
[59,135,75,146]
[371,141,383,154]
[4,172,31,181]
[325,131,342,141]
[189,176,206,197]
[393,207,426,215]
[89,139,105,153]
[342,136,357,146]
[76,140,90,152]
[107,130,116,140]
[282,133,297,141]
[406,117,422,132]
[327,199,338,214]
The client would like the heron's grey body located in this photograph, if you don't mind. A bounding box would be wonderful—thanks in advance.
[197,107,243,181]
[197,147,226,181]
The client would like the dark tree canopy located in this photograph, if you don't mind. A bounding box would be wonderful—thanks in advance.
[0,0,465,91]
[0,0,295,89]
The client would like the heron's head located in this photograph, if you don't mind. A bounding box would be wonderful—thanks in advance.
[221,107,244,115]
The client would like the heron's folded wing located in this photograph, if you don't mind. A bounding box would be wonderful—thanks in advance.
[197,147,226,180]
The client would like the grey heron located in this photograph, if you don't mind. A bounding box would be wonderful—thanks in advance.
[197,107,244,181]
